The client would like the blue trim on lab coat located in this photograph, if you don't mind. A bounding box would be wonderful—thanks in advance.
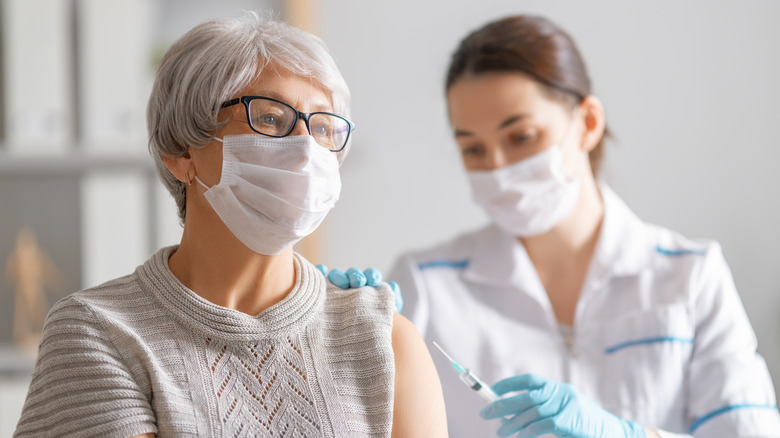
[655,246,706,256]
[689,404,779,433]
[418,259,470,270]
[605,336,694,354]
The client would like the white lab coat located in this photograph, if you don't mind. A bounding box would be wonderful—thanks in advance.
[389,186,780,438]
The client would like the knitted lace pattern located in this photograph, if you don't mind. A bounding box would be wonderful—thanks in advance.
[15,247,396,437]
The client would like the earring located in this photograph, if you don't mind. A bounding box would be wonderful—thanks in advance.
[185,172,192,186]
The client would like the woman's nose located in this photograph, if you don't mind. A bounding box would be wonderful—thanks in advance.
[290,118,310,136]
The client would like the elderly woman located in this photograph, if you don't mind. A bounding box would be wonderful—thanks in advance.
[14,13,447,438]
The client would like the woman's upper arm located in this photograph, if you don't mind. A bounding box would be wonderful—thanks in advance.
[391,312,448,438]
[15,297,157,437]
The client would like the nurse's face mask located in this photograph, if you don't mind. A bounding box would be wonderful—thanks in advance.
[466,110,584,238]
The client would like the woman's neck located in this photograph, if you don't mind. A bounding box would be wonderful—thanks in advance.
[521,172,604,324]
[167,204,296,316]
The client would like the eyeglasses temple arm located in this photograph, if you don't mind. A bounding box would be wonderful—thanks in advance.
[220,98,241,109]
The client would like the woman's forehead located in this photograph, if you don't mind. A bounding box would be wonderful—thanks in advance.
[243,66,332,112]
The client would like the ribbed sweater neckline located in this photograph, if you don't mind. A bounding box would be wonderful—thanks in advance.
[138,246,325,343]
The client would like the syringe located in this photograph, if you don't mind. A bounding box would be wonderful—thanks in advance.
[432,341,499,403]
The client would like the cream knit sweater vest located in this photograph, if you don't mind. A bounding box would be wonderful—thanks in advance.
[15,247,396,437]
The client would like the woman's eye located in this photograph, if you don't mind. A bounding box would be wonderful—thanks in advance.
[311,122,331,136]
[257,114,277,126]
[250,111,290,135]
[251,112,283,127]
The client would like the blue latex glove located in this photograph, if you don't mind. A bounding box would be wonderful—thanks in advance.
[387,281,403,313]
[480,374,646,438]
[316,265,403,312]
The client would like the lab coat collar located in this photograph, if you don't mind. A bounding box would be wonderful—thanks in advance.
[462,184,654,292]
[587,184,655,285]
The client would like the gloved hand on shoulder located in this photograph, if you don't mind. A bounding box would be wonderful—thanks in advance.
[480,374,646,438]
[316,264,404,313]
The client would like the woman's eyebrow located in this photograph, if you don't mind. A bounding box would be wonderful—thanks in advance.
[258,91,333,113]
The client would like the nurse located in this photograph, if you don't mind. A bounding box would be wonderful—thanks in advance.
[387,14,780,438]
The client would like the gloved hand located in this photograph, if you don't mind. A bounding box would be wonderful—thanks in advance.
[480,374,646,438]
[316,265,404,312]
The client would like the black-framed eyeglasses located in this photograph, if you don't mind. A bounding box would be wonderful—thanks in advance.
[220,95,354,152]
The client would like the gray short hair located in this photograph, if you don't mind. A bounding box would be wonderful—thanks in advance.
[147,12,351,223]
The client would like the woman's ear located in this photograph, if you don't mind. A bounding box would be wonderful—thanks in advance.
[578,95,606,153]
[162,152,193,184]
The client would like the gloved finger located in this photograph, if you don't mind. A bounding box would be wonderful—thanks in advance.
[492,411,536,438]
[388,281,404,313]
[494,413,529,438]
[480,391,541,419]
[346,267,367,288]
[364,267,382,287]
[488,401,543,434]
[491,373,548,396]
[480,399,504,420]
[315,264,328,276]
[511,417,557,438]
[493,417,518,438]
[327,269,349,289]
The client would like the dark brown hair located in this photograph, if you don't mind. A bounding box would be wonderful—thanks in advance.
[446,15,606,176]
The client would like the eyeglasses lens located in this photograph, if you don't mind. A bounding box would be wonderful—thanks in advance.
[248,98,349,150]
[308,114,350,151]
[247,99,295,137]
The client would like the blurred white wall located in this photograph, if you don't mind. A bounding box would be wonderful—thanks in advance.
[319,0,780,396]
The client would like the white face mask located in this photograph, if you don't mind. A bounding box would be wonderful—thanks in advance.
[195,134,341,255]
[467,141,582,238]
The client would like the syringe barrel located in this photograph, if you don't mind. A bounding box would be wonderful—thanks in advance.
[459,369,499,402]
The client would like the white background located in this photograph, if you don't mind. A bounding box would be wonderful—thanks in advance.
[318,0,780,397]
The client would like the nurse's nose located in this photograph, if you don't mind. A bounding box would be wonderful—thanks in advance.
[484,148,509,170]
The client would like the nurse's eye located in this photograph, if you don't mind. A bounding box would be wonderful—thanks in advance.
[460,144,485,157]
[509,132,535,146]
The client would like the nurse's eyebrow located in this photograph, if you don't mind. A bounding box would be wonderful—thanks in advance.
[453,113,529,137]
[497,114,529,130]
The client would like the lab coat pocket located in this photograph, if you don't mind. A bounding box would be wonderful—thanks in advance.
[598,303,694,426]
